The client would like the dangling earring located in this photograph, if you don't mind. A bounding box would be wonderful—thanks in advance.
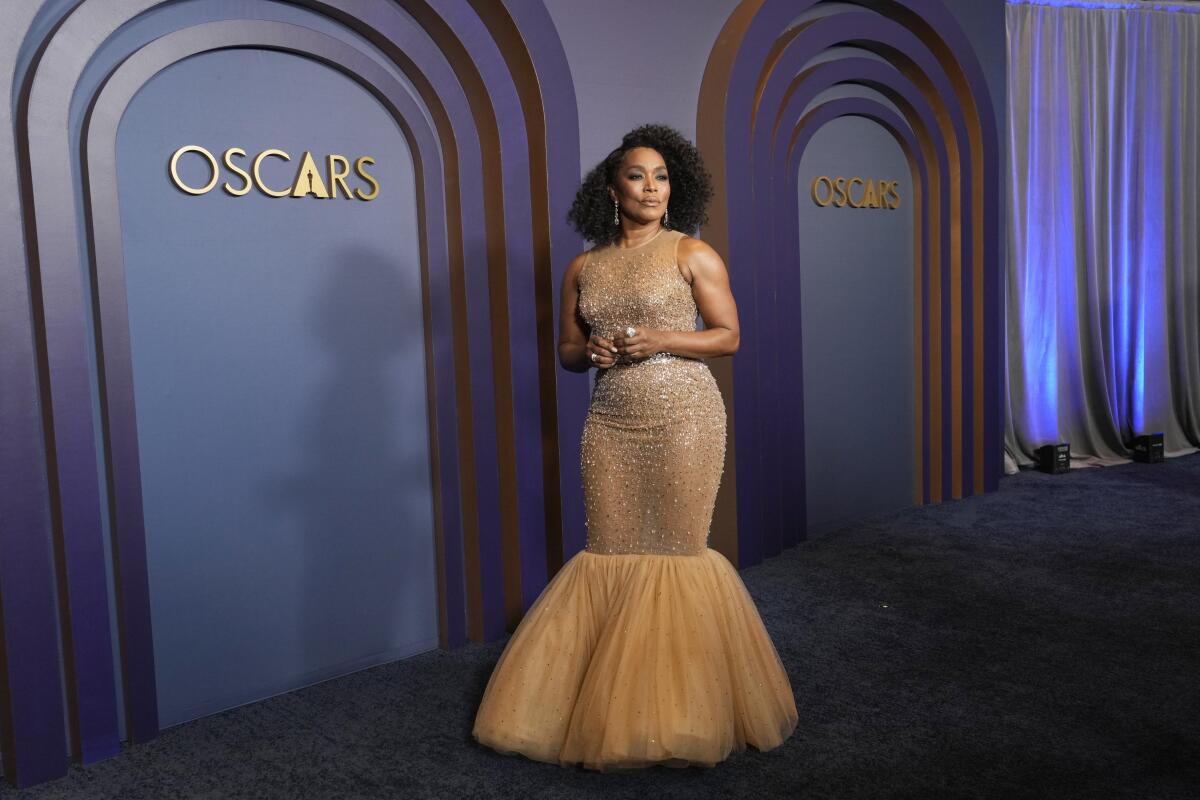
[663,208,670,229]
[613,199,620,226]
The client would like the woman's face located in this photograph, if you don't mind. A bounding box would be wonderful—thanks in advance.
[609,146,670,226]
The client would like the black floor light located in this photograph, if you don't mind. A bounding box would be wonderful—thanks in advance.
[1130,433,1164,463]
[1036,442,1071,474]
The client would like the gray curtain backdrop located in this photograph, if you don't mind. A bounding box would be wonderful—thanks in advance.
[1005,0,1200,470]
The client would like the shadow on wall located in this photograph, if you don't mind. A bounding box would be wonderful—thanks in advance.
[261,245,437,688]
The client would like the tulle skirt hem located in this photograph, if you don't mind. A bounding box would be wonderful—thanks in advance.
[471,549,798,770]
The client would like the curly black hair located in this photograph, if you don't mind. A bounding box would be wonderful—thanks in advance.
[568,123,713,246]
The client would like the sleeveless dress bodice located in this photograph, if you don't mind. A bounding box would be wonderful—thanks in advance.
[574,229,728,555]
[577,227,699,339]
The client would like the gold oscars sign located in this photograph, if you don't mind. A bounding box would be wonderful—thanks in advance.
[169,145,380,201]
[810,176,901,210]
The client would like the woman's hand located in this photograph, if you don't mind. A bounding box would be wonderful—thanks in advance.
[587,334,619,369]
[612,327,663,362]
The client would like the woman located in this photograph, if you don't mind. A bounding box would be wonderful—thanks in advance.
[472,124,797,769]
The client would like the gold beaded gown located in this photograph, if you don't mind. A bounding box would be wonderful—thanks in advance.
[472,228,797,769]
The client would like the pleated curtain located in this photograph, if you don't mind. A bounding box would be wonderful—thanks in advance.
[1005,0,1200,469]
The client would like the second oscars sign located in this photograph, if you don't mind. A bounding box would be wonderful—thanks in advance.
[810,175,901,210]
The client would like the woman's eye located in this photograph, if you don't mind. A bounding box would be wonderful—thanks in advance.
[628,173,642,180]
[656,175,668,182]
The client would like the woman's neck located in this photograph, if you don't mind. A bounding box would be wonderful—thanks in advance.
[615,223,664,249]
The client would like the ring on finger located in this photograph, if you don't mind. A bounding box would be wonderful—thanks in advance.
[589,351,598,362]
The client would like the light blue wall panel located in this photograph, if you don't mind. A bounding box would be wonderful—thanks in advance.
[116,48,437,727]
[798,116,915,535]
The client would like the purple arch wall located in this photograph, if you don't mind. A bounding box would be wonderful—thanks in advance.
[0,0,581,787]
[697,0,1002,567]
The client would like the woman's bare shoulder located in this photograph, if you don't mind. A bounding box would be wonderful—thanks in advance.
[675,235,726,280]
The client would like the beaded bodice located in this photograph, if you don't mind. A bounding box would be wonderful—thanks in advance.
[573,227,725,556]
[577,228,697,341]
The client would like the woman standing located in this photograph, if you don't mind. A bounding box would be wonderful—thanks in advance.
[473,124,797,769]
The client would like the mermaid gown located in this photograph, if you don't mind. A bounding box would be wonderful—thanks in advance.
[472,228,797,768]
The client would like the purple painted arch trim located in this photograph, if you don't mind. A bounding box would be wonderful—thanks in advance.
[773,58,944,172]
[0,0,71,787]
[856,0,1003,491]
[729,1,995,133]
[497,0,588,566]
[427,1,548,617]
[367,1,502,643]
[708,5,829,559]
[20,2,139,769]
[857,0,1003,492]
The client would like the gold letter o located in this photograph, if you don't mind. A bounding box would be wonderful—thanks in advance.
[811,176,834,207]
[169,145,219,195]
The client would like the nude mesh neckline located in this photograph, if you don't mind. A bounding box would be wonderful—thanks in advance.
[610,226,666,251]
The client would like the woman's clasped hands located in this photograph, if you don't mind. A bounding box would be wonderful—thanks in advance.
[587,326,662,368]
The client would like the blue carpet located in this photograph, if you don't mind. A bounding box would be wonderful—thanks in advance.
[11,454,1200,799]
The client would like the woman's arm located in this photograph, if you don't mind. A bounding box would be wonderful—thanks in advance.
[613,236,740,361]
[558,252,619,372]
